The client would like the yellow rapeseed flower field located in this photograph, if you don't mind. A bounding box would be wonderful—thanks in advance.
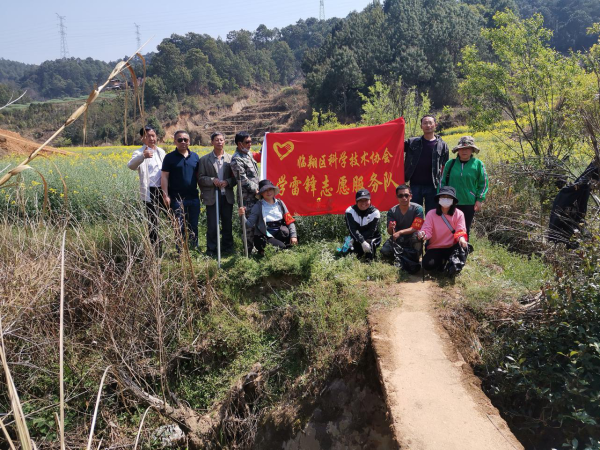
[0,145,237,218]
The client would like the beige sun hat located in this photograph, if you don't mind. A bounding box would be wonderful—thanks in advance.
[452,135,480,154]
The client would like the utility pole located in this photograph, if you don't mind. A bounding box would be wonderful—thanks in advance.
[319,0,325,21]
[56,13,69,59]
[134,23,141,50]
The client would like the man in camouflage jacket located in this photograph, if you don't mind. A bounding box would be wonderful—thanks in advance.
[231,131,261,252]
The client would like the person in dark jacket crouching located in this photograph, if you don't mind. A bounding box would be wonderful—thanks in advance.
[239,179,298,254]
[344,189,382,260]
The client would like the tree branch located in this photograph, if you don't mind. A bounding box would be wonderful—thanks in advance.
[0,91,27,111]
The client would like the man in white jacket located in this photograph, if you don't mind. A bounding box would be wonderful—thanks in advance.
[127,126,166,246]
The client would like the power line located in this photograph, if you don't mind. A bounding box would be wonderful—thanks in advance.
[56,13,69,59]
[319,0,325,20]
[134,23,141,50]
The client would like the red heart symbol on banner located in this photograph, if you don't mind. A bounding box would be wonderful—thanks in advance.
[273,141,294,160]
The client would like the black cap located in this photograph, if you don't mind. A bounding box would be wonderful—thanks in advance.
[356,189,371,201]
[434,186,458,202]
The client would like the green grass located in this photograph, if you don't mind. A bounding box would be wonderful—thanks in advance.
[454,234,549,311]
[0,145,222,220]
[2,92,119,111]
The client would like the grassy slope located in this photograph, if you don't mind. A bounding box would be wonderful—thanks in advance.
[0,143,563,447]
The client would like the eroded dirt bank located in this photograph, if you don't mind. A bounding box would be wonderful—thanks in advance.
[255,345,397,450]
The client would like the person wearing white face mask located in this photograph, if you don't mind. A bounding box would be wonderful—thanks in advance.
[417,186,469,275]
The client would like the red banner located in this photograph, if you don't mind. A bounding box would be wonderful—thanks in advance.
[261,118,405,216]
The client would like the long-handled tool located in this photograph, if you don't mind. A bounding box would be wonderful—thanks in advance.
[237,179,248,257]
[421,238,425,283]
[215,187,221,268]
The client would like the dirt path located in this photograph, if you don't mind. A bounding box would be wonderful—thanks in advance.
[370,278,523,450]
[0,128,72,156]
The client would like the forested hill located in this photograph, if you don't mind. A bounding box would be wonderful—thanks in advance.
[515,0,600,52]
[1,0,599,114]
[0,58,36,84]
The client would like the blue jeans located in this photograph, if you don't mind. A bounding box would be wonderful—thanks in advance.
[410,184,437,213]
[171,197,200,249]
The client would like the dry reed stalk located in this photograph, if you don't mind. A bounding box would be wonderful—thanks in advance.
[136,53,146,120]
[0,38,151,189]
[86,365,111,450]
[0,315,33,450]
[133,407,151,450]
[125,61,140,124]
[39,153,68,209]
[123,73,128,146]
[59,230,66,450]
[0,417,17,450]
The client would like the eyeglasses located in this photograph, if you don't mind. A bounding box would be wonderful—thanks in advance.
[397,194,410,198]
[177,138,189,143]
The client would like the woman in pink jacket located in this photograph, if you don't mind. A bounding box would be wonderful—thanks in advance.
[417,186,469,275]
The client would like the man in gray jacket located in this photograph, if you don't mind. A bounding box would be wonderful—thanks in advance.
[127,126,166,246]
[198,132,236,256]
[231,131,260,252]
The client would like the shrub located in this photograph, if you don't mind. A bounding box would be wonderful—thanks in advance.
[478,227,600,448]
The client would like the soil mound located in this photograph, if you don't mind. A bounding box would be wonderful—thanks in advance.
[0,128,71,157]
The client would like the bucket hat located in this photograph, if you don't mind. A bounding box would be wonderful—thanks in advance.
[434,186,459,203]
[452,135,480,154]
[256,179,280,199]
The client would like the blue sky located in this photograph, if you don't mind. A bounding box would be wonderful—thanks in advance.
[1,0,373,64]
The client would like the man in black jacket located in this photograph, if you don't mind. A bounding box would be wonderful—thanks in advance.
[404,115,449,213]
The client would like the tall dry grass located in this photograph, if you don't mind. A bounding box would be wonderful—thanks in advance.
[0,202,211,448]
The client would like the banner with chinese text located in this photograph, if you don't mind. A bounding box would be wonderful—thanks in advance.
[260,118,405,216]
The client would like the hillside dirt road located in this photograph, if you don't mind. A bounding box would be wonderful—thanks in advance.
[370,278,523,450]
[0,128,71,156]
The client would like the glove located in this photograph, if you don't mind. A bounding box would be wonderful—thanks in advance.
[361,241,372,253]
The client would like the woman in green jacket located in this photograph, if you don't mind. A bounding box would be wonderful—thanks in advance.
[439,136,488,237]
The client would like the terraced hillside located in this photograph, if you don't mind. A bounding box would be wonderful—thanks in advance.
[164,86,309,144]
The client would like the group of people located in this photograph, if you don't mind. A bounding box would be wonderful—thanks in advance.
[127,127,296,256]
[342,115,488,275]
[127,114,488,275]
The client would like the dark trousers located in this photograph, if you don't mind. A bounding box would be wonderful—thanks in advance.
[351,236,382,260]
[241,199,257,252]
[145,187,164,246]
[206,193,234,254]
[457,204,475,238]
[410,184,437,213]
[171,197,200,249]
[254,225,290,252]
[422,244,458,271]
